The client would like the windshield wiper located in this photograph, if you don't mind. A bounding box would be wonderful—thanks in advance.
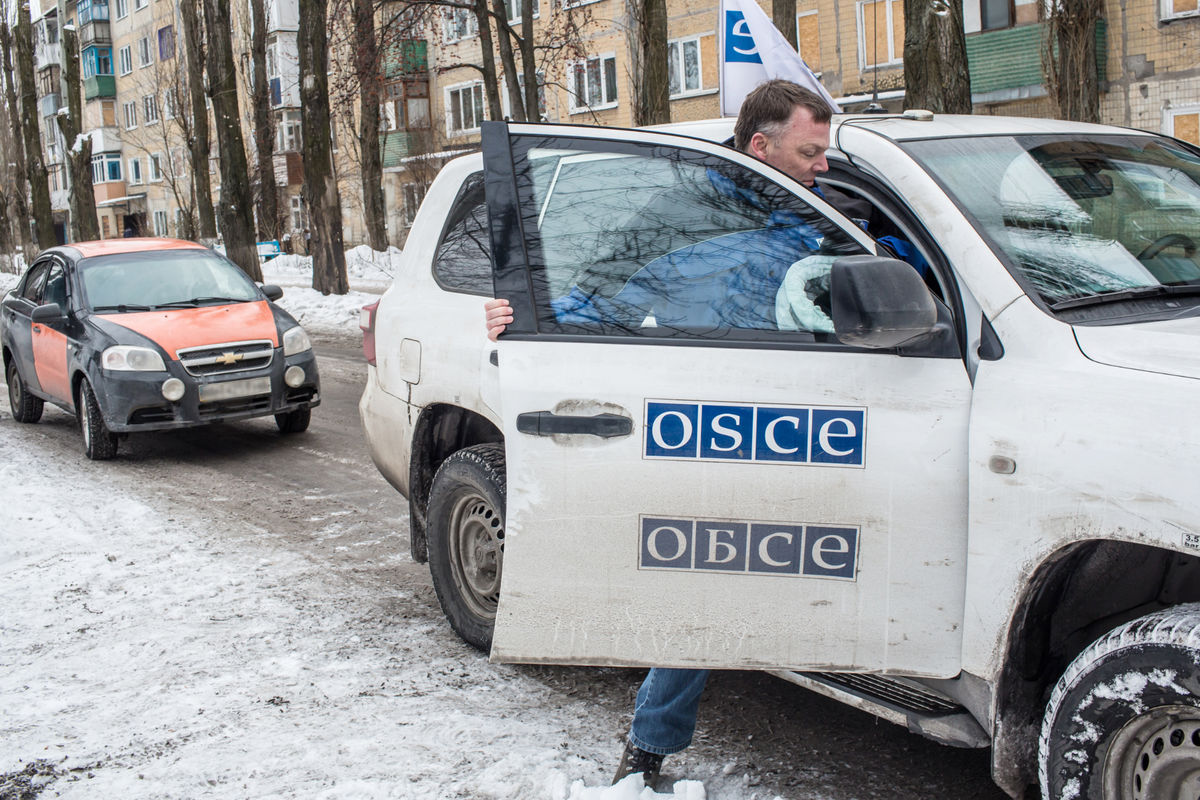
[92,303,155,312]
[156,296,249,308]
[1049,283,1200,311]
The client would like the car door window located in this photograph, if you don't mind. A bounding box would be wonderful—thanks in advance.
[43,263,67,308]
[433,172,492,294]
[508,135,867,340]
[19,262,51,304]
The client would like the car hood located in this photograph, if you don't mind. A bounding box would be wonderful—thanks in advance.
[95,300,279,359]
[1074,315,1200,380]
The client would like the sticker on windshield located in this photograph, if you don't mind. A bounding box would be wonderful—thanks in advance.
[644,400,865,467]
[640,515,859,580]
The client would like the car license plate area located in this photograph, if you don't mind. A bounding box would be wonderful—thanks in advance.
[199,376,271,403]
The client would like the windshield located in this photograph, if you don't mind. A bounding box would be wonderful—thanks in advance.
[79,249,260,311]
[905,134,1200,310]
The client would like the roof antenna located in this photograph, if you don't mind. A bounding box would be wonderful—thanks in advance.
[864,1,886,113]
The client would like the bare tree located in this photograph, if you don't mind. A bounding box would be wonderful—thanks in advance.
[903,0,971,113]
[202,0,262,279]
[299,0,347,294]
[180,0,217,241]
[249,0,280,242]
[57,24,99,242]
[0,21,33,258]
[352,0,386,249]
[15,2,55,250]
[772,0,796,49]
[1041,0,1103,123]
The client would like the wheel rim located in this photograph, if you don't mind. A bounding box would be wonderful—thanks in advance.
[1103,704,1200,799]
[8,366,20,408]
[446,490,504,620]
[80,388,92,450]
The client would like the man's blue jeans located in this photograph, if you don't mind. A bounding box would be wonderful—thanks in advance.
[627,668,711,755]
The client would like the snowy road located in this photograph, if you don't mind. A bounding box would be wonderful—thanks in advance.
[1,337,1007,800]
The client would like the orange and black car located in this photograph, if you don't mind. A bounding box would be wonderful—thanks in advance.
[1,238,320,460]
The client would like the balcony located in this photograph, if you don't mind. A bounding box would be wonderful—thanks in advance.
[84,75,116,100]
[382,40,427,80]
[39,92,60,117]
[80,20,111,46]
[966,20,1107,103]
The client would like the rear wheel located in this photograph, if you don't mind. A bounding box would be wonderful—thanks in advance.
[78,379,118,460]
[426,444,505,651]
[1039,604,1200,799]
[6,360,43,423]
[274,407,311,433]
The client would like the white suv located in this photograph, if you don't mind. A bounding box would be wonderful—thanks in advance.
[360,114,1200,800]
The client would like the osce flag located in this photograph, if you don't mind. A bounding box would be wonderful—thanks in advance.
[719,0,841,117]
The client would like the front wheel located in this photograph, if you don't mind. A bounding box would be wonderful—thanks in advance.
[7,360,43,423]
[426,444,505,651]
[275,407,311,433]
[1039,604,1200,799]
[79,379,118,460]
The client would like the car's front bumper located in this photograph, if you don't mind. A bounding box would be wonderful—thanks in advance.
[92,348,320,433]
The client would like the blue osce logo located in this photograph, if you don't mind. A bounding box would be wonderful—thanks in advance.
[644,401,866,467]
[640,515,859,580]
[724,10,763,64]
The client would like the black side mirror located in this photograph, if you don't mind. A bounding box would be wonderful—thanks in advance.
[261,284,284,301]
[31,302,66,325]
[831,255,937,349]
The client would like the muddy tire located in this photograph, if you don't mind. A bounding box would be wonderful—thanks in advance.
[7,360,43,423]
[1039,603,1200,799]
[275,407,311,433]
[426,444,505,652]
[79,379,118,460]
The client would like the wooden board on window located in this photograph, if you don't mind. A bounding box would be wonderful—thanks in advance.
[797,11,821,72]
[1175,112,1199,146]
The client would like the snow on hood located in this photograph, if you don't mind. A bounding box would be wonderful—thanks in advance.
[1074,314,1200,381]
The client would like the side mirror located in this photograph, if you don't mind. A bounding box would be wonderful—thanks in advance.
[261,284,284,301]
[31,302,66,325]
[831,255,937,349]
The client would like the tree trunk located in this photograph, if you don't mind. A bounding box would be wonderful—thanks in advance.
[250,0,280,241]
[298,0,348,294]
[1041,0,1102,123]
[16,5,55,250]
[519,0,537,120]
[202,0,262,280]
[634,0,669,126]
[472,0,503,121]
[57,25,99,242]
[772,0,797,49]
[0,23,33,259]
[903,0,972,113]
[354,0,387,249]
[490,2,524,122]
[180,0,218,242]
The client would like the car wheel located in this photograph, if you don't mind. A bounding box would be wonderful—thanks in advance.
[274,407,311,433]
[426,443,505,651]
[6,360,43,423]
[1038,603,1200,799]
[78,379,118,460]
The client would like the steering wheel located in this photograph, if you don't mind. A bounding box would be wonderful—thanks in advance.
[1138,234,1197,260]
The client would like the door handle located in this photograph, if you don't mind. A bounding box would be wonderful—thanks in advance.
[516,411,632,438]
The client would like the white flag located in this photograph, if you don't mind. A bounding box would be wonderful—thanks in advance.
[718,0,841,117]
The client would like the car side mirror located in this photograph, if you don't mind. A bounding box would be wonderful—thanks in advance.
[31,302,65,325]
[830,255,938,349]
[261,284,284,301]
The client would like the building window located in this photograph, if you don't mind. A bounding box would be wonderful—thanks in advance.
[137,35,152,67]
[290,195,305,230]
[82,46,113,79]
[379,101,398,131]
[171,148,188,178]
[796,10,822,72]
[503,0,539,24]
[115,0,127,18]
[1167,105,1200,145]
[441,7,478,42]
[276,109,301,151]
[158,25,174,60]
[78,0,110,24]
[856,0,903,70]
[149,152,163,181]
[101,100,116,126]
[91,152,122,183]
[403,182,426,225]
[134,0,147,10]
[502,72,547,120]
[1161,0,1200,20]
[163,88,177,119]
[118,45,132,75]
[569,54,618,113]
[980,0,1013,30]
[445,82,484,136]
[668,36,702,98]
[143,94,159,124]
[122,100,137,129]
[128,156,142,184]
[153,210,168,236]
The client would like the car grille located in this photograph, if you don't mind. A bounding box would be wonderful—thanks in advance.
[177,340,274,377]
[198,395,273,417]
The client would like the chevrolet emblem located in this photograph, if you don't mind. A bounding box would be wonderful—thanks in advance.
[217,352,243,365]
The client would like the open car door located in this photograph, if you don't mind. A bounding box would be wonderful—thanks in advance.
[484,121,972,677]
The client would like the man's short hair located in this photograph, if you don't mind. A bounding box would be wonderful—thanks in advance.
[733,80,833,152]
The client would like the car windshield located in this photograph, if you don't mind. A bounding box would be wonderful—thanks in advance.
[904,134,1200,310]
[79,248,260,311]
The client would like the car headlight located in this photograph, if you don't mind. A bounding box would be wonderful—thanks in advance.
[283,326,312,356]
[102,345,166,372]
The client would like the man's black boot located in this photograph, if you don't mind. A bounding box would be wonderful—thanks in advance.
[612,741,664,787]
